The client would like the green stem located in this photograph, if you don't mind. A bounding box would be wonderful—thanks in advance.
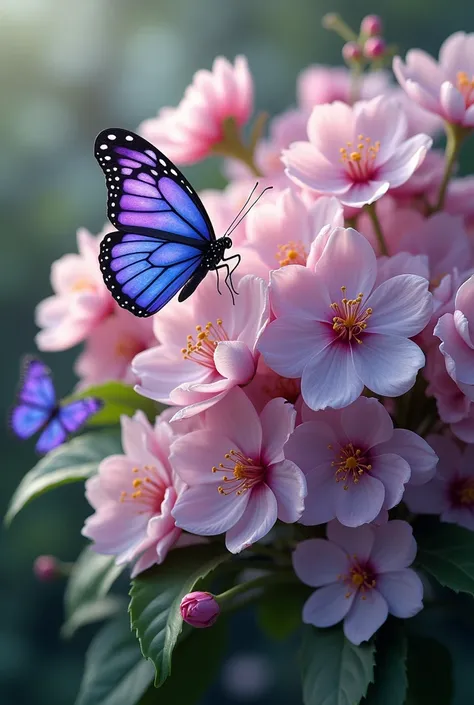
[349,61,363,104]
[364,202,388,256]
[431,122,470,213]
[216,570,296,605]
[322,13,358,42]
[211,116,262,177]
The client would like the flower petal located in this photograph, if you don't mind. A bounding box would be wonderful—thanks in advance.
[373,453,411,509]
[170,431,235,485]
[436,313,474,385]
[440,81,466,123]
[303,583,355,627]
[326,521,375,561]
[283,142,351,194]
[370,519,417,572]
[260,398,296,465]
[225,483,278,552]
[265,459,306,522]
[205,387,262,458]
[213,340,255,383]
[259,318,333,379]
[284,421,338,474]
[334,474,386,527]
[341,397,393,449]
[375,428,438,486]
[341,180,389,208]
[343,590,388,645]
[376,569,423,617]
[300,465,338,525]
[301,342,364,411]
[269,265,332,320]
[366,275,432,337]
[293,538,348,587]
[172,484,249,536]
[379,134,432,188]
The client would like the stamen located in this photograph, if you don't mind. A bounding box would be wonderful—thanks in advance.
[338,556,377,598]
[182,319,229,367]
[456,71,474,108]
[118,464,167,514]
[275,241,307,267]
[339,134,380,182]
[331,287,372,344]
[213,449,264,496]
[332,443,372,490]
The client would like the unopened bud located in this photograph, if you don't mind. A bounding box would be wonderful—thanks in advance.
[33,555,59,582]
[180,591,220,628]
[342,42,363,63]
[364,36,387,59]
[360,15,383,37]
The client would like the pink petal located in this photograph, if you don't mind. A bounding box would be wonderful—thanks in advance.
[442,506,474,530]
[260,398,296,465]
[327,521,375,561]
[436,313,474,385]
[366,275,432,337]
[315,227,377,303]
[343,590,388,645]
[354,96,408,163]
[269,265,331,320]
[341,180,390,208]
[204,387,262,458]
[172,484,249,536]
[370,520,417,572]
[375,429,438,486]
[170,431,235,485]
[169,388,229,420]
[352,334,425,397]
[265,459,306,522]
[376,569,423,617]
[404,479,447,514]
[283,142,351,194]
[303,583,355,627]
[258,318,333,379]
[373,453,411,509]
[213,340,255,383]
[379,134,432,188]
[334,474,386,527]
[231,275,270,349]
[293,538,348,586]
[225,483,278,552]
[306,101,354,162]
[340,397,393,449]
[440,81,466,122]
[302,342,364,411]
[284,421,338,474]
[455,275,474,328]
[300,465,338,525]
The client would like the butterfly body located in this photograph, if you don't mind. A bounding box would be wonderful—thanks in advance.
[10,357,102,454]
[95,129,240,317]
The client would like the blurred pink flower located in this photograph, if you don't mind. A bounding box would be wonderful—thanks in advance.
[283,97,432,207]
[75,308,155,388]
[180,592,220,628]
[425,345,472,424]
[293,520,423,645]
[33,555,59,582]
[133,275,269,420]
[258,227,432,410]
[82,411,183,576]
[285,397,437,527]
[297,66,390,109]
[35,227,113,351]
[405,435,474,530]
[435,274,474,400]
[171,388,306,553]
[139,56,253,164]
[394,32,474,127]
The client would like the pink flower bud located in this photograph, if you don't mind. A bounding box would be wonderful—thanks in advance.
[364,36,386,59]
[342,42,363,63]
[33,555,59,582]
[360,14,383,37]
[180,591,220,628]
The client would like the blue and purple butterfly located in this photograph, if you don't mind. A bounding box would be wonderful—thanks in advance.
[95,128,246,317]
[10,357,102,454]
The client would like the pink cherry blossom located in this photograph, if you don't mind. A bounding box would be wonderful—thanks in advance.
[283,97,432,207]
[171,388,306,553]
[405,435,474,531]
[132,275,269,420]
[297,66,390,109]
[243,189,343,274]
[35,227,113,351]
[75,308,155,388]
[82,411,183,576]
[445,176,474,228]
[293,520,423,645]
[258,227,433,410]
[393,32,474,127]
[435,274,474,400]
[425,346,472,426]
[139,56,253,165]
[284,397,437,527]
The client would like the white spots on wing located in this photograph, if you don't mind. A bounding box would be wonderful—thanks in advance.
[113,167,118,171]
[151,170,158,176]
[163,169,168,175]
[106,168,111,173]
[186,185,192,193]
[105,156,111,161]
[159,158,167,166]
[145,149,156,159]
[107,134,116,140]
[115,177,120,181]
[106,237,111,242]
[100,144,108,150]
[170,168,177,176]
[111,201,115,207]
[125,135,134,141]
[110,212,115,217]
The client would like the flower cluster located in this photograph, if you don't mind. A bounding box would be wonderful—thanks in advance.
[27,16,474,669]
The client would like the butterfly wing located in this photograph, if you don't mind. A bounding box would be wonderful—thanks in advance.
[94,128,215,244]
[10,357,56,440]
[36,398,103,454]
[35,418,67,454]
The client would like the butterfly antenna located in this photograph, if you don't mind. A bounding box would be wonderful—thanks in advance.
[223,182,259,237]
[226,185,273,238]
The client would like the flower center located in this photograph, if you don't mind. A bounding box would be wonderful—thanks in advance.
[275,241,307,267]
[114,337,145,360]
[119,464,166,514]
[339,558,377,599]
[71,277,97,293]
[451,477,474,507]
[182,319,229,369]
[456,71,474,108]
[330,442,372,490]
[339,135,380,182]
[330,287,372,344]
[212,449,265,496]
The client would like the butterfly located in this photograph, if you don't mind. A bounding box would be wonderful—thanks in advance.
[10,357,103,454]
[95,128,247,317]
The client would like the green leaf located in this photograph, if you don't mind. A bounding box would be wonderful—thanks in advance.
[138,618,228,705]
[62,596,125,639]
[5,430,121,525]
[363,620,407,705]
[62,547,125,638]
[416,521,474,595]
[64,381,160,427]
[129,543,229,687]
[257,583,310,640]
[405,635,453,705]
[300,626,375,705]
[75,612,154,705]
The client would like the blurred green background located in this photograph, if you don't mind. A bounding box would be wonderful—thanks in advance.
[1,1,473,703]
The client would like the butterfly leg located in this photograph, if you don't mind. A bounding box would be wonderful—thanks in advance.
[215,266,222,296]
[222,253,241,296]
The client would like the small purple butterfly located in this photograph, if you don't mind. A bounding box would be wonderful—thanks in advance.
[10,357,102,454]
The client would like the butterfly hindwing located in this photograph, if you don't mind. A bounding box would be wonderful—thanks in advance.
[99,231,205,316]
[94,128,215,244]
[58,398,103,433]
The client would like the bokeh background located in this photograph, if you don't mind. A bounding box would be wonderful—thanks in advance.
[2,1,474,703]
